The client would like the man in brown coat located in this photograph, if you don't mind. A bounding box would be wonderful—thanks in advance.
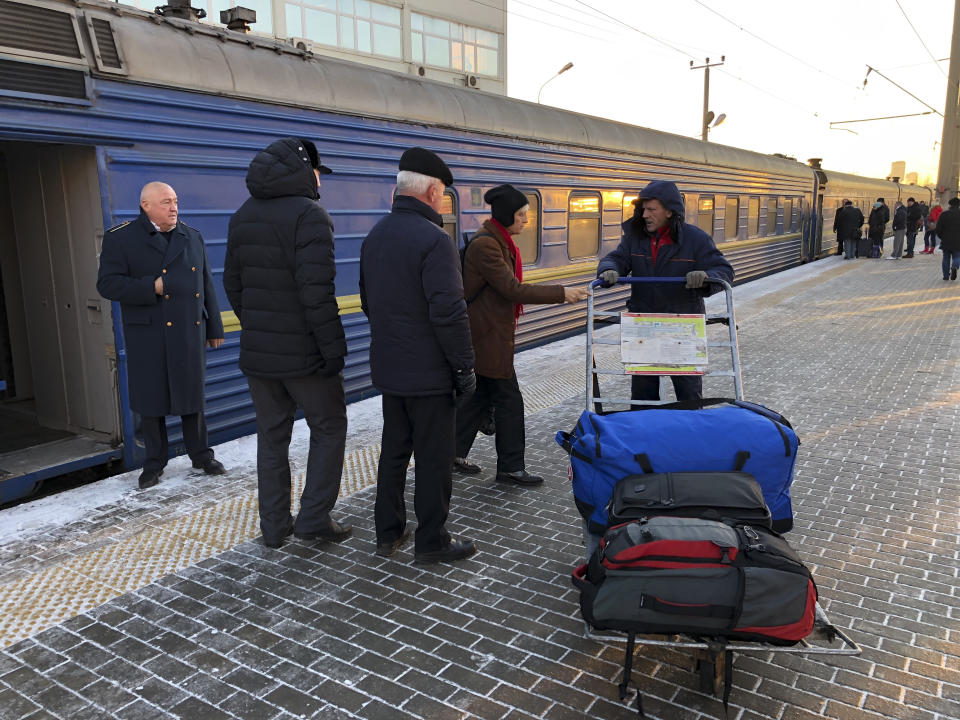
[454,184,588,485]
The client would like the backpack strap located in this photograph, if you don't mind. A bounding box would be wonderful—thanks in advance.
[618,631,648,718]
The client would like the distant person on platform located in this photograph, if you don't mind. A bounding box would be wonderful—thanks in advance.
[903,198,922,258]
[596,180,734,405]
[923,201,943,254]
[97,182,226,490]
[934,197,960,281]
[835,200,864,260]
[888,201,906,260]
[360,147,478,564]
[868,198,890,255]
[453,184,589,486]
[224,138,352,550]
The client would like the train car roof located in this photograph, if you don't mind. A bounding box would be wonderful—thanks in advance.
[60,0,818,180]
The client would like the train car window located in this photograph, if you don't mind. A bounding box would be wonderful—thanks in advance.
[514,192,541,265]
[440,190,458,241]
[568,193,601,259]
[697,197,714,235]
[725,198,739,241]
[411,12,502,77]
[748,198,760,237]
[622,193,638,223]
[766,198,777,235]
[782,198,794,232]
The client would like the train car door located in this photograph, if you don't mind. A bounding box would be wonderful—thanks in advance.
[0,142,121,501]
[814,192,824,258]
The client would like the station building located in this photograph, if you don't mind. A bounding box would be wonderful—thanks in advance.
[121,0,509,94]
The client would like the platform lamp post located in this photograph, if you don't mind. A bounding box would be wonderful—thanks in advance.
[537,62,574,104]
[690,56,725,141]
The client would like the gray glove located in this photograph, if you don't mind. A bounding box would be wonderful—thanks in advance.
[453,369,476,408]
[685,270,708,289]
[598,270,619,288]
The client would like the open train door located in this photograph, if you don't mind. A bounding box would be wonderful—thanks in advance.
[0,142,122,502]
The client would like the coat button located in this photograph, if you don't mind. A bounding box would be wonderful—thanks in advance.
[195,321,201,326]
[191,266,196,272]
[166,321,172,327]
[164,294,170,300]
[162,269,167,274]
[195,293,200,298]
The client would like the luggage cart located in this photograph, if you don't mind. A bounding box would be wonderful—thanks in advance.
[580,276,861,711]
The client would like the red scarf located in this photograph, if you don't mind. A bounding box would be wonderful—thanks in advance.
[491,219,524,321]
[650,225,673,265]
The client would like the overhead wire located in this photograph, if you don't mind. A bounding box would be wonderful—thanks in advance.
[462,0,613,41]
[893,0,948,78]
[691,0,863,92]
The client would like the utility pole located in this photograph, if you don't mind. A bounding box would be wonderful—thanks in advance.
[690,56,725,142]
[936,0,960,204]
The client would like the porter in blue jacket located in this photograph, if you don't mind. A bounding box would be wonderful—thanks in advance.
[596,180,733,403]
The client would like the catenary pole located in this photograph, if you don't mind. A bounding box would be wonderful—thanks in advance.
[936,0,960,204]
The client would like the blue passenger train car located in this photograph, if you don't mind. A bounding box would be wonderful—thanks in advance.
[0,0,932,501]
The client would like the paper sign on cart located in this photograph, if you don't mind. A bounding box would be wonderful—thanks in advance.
[620,313,707,375]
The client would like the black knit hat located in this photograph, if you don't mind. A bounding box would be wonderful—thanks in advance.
[399,147,453,186]
[949,197,960,206]
[484,184,528,227]
[296,138,332,175]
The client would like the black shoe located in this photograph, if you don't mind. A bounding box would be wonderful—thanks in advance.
[453,457,482,474]
[496,469,544,486]
[952,267,958,281]
[264,518,294,549]
[375,528,410,557]
[414,539,477,564]
[193,458,226,475]
[295,519,353,543]
[903,253,914,258]
[138,470,160,490]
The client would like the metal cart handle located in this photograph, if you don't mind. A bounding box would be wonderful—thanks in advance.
[589,276,732,289]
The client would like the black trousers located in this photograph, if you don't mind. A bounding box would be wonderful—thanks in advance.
[141,413,213,472]
[455,372,525,472]
[631,374,702,404]
[376,393,454,553]
[246,373,346,540]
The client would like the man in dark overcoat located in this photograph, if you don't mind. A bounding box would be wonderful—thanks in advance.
[835,200,865,260]
[934,196,960,280]
[97,182,225,489]
[360,147,477,564]
[224,138,352,549]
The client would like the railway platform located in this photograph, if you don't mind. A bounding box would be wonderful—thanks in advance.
[0,252,958,720]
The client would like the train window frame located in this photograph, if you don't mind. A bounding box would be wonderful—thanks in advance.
[724,197,740,241]
[513,191,541,266]
[440,188,458,242]
[697,196,714,236]
[766,197,777,235]
[781,197,794,233]
[747,197,760,238]
[622,192,639,224]
[567,191,602,260]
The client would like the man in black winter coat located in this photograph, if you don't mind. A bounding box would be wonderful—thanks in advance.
[360,147,477,564]
[224,137,351,550]
[835,200,865,260]
[904,198,923,258]
[867,198,890,255]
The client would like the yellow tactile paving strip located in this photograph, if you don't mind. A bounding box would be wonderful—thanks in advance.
[0,363,590,650]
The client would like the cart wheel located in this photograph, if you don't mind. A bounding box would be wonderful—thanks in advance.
[694,650,726,696]
[696,658,714,694]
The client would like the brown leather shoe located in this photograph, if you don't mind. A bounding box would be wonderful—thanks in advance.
[375,528,410,557]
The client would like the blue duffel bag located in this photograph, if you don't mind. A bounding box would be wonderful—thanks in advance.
[556,399,799,535]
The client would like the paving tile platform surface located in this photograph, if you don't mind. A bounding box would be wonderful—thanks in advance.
[0,254,958,719]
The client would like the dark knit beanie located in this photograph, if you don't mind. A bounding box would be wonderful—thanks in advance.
[296,138,332,174]
[399,147,454,186]
[484,184,528,227]
[949,197,960,207]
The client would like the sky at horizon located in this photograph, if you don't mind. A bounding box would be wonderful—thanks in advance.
[506,0,953,185]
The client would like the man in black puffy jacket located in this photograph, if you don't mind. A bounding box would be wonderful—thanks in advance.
[224,137,351,549]
[360,147,477,564]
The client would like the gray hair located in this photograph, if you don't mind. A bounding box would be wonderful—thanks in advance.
[396,170,441,195]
